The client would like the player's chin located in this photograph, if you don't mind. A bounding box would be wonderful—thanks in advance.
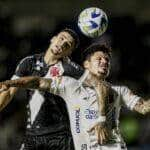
[97,71,108,78]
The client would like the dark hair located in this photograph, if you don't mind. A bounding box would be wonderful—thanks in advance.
[61,28,80,49]
[82,43,112,62]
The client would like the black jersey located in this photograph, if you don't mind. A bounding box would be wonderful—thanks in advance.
[14,53,84,135]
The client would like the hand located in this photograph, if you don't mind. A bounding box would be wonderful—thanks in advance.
[89,123,111,145]
[134,98,150,115]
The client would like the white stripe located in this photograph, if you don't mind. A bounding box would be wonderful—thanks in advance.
[19,143,25,150]
[29,90,45,124]
[11,75,20,80]
[18,56,33,66]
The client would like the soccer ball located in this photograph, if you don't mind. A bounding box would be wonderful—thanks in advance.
[78,7,108,38]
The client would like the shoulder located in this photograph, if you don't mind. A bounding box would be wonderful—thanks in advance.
[19,53,43,64]
[111,85,131,98]
[61,76,79,86]
[18,55,34,65]
[15,55,34,72]
[15,53,43,76]
[17,53,44,68]
[63,57,78,68]
[58,76,80,91]
[62,57,84,79]
[50,76,79,97]
[111,85,128,93]
[63,57,83,70]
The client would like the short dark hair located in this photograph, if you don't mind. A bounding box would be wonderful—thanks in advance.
[82,43,112,63]
[61,28,80,49]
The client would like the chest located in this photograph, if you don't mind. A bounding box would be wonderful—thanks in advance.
[67,87,100,131]
[68,86,121,130]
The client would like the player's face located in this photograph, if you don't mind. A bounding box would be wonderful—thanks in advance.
[50,31,75,57]
[84,51,110,78]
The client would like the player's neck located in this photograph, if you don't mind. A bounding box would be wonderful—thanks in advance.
[44,48,59,66]
[83,70,105,87]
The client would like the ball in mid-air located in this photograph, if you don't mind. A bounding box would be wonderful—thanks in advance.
[78,7,108,38]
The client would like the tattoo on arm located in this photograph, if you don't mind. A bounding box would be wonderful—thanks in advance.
[134,98,150,115]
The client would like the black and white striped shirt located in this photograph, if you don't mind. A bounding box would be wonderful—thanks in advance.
[13,53,84,135]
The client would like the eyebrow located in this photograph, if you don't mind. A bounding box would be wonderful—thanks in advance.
[61,34,73,43]
[96,54,110,60]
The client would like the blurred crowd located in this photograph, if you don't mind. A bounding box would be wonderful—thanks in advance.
[0,3,149,150]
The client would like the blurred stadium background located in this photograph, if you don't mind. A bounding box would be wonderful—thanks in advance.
[0,0,149,149]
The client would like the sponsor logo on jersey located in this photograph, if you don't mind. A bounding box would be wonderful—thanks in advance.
[75,106,80,133]
[84,109,98,119]
[81,144,87,150]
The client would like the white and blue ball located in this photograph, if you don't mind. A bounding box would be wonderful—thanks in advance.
[78,7,108,38]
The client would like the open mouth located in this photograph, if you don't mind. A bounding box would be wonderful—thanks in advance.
[101,67,108,71]
[98,65,108,74]
[100,65,108,70]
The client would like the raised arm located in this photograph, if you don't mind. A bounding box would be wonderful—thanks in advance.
[133,98,150,115]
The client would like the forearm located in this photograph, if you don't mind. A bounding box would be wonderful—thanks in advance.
[0,76,40,112]
[0,76,52,111]
[0,87,18,111]
[97,87,107,116]
[133,98,150,115]
[0,76,40,89]
[95,81,110,116]
[0,76,52,91]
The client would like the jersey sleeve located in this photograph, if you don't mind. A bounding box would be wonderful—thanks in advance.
[120,86,141,110]
[49,76,76,101]
[14,56,33,77]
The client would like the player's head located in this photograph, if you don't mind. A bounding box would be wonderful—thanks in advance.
[49,29,79,58]
[82,43,111,79]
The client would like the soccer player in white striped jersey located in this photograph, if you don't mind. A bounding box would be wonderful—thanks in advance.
[0,44,149,150]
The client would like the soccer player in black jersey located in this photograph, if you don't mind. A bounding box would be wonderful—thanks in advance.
[0,29,84,150]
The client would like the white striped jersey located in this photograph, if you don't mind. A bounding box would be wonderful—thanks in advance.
[47,73,140,150]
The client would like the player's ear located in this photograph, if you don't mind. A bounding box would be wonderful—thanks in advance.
[83,60,90,69]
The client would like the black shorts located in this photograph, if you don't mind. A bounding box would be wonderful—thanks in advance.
[20,131,75,150]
